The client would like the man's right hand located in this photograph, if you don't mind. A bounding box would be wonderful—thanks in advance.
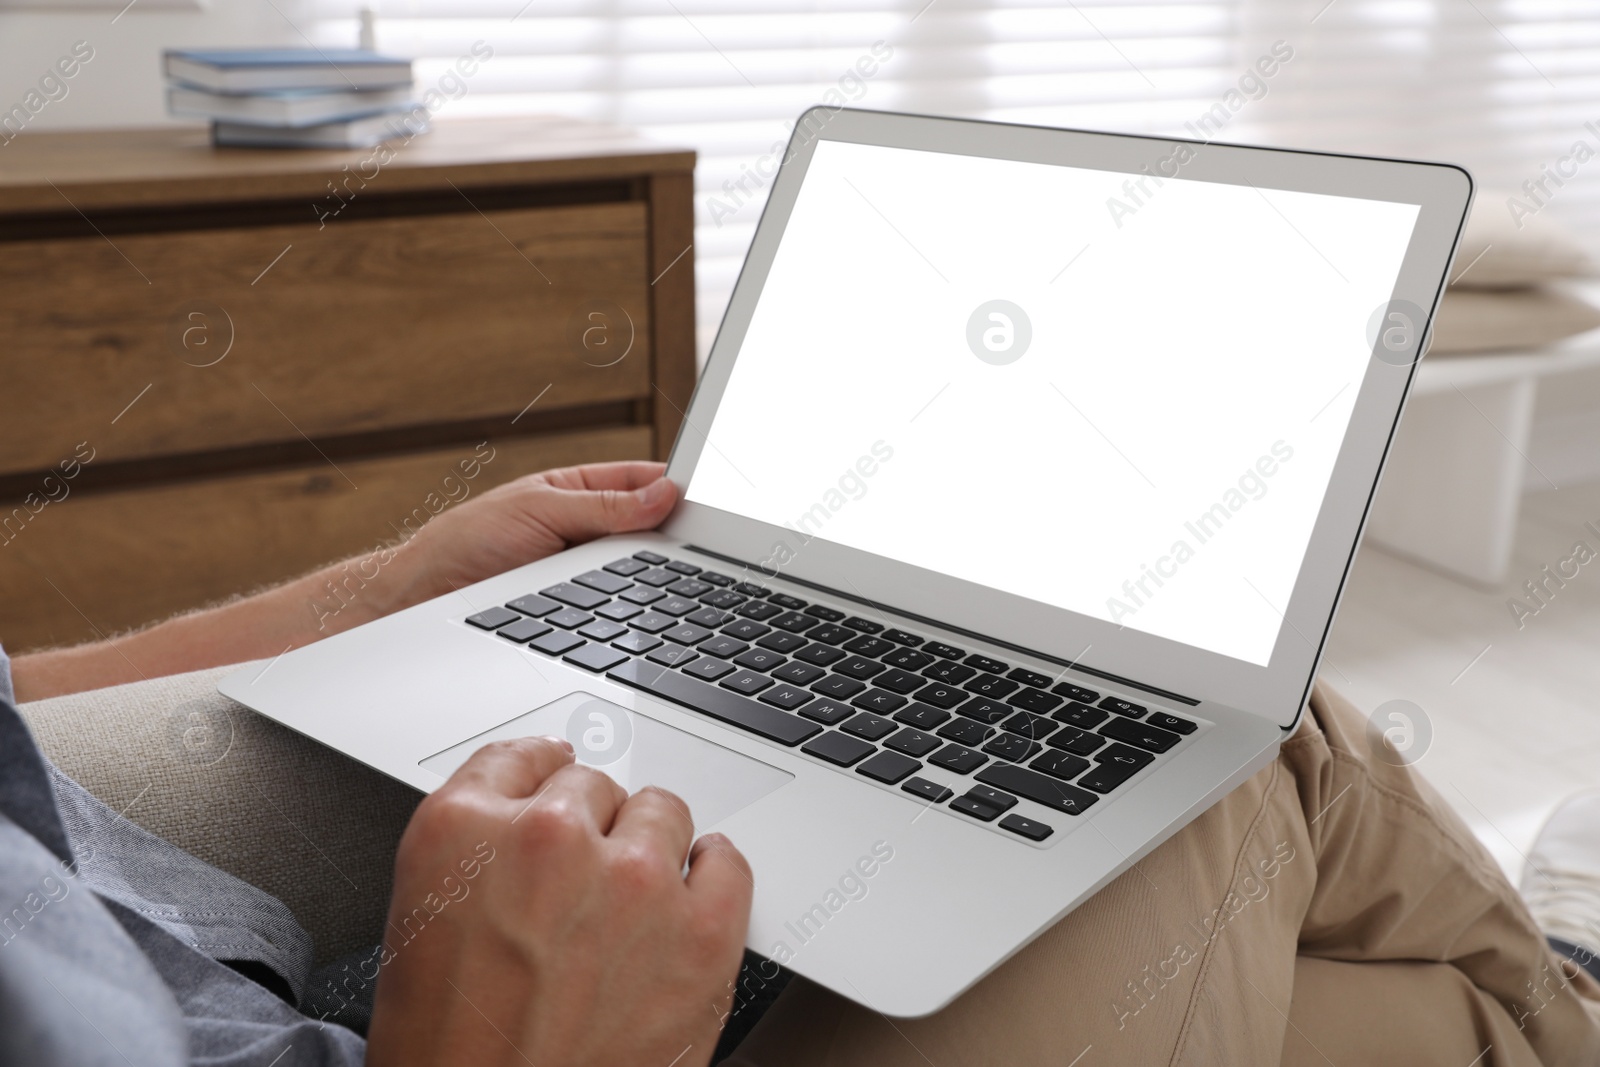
[366,736,754,1067]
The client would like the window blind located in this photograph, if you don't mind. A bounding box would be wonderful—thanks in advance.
[304,0,1600,357]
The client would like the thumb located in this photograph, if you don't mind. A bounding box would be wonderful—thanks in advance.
[538,476,678,545]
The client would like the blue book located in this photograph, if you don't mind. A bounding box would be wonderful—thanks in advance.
[163,49,412,93]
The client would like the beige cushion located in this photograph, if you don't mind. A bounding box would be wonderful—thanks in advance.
[1452,193,1593,289]
[17,662,421,966]
[1428,286,1600,355]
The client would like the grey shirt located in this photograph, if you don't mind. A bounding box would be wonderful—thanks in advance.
[0,651,365,1066]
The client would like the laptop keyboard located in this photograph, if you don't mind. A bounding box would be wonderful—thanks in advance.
[463,550,1201,844]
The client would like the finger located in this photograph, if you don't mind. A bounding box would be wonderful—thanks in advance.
[608,785,697,867]
[533,763,630,834]
[533,478,678,545]
[448,735,574,799]
[686,832,755,915]
[541,461,666,493]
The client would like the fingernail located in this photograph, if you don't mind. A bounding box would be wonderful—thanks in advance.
[541,734,575,754]
[639,478,673,506]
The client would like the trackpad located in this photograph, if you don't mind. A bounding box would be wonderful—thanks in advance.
[420,692,792,831]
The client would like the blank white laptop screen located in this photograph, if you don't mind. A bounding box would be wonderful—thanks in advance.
[686,139,1421,667]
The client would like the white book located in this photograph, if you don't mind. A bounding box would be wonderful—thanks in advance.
[212,112,429,150]
[169,85,416,127]
[163,49,413,93]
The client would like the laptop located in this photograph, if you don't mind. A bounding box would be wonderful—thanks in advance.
[220,108,1471,1018]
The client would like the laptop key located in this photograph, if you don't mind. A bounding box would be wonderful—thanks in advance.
[963,674,1017,698]
[950,795,1002,822]
[1008,687,1063,714]
[795,643,847,666]
[857,750,920,785]
[497,617,553,643]
[664,560,701,575]
[722,619,771,640]
[914,683,967,710]
[632,550,669,565]
[565,643,629,673]
[1031,751,1091,781]
[930,743,988,775]
[700,571,734,587]
[967,784,1018,813]
[1007,667,1053,689]
[699,636,749,659]
[506,595,560,618]
[634,568,679,588]
[758,631,808,654]
[606,659,821,747]
[851,689,906,714]
[682,657,735,681]
[801,730,874,766]
[882,629,923,646]
[806,624,853,645]
[574,570,633,595]
[721,670,773,696]
[1148,712,1198,735]
[1001,711,1058,740]
[541,583,609,610]
[629,611,677,634]
[841,617,884,634]
[467,606,521,630]
[1078,760,1143,794]
[732,582,770,597]
[547,608,594,630]
[759,684,813,710]
[700,590,746,609]
[923,641,964,660]
[620,586,666,605]
[1045,723,1107,756]
[812,674,866,699]
[653,597,699,617]
[885,728,940,758]
[771,663,823,688]
[835,656,886,680]
[578,620,627,642]
[603,558,649,577]
[666,579,713,599]
[923,660,975,684]
[687,607,737,628]
[804,604,845,621]
[530,630,584,656]
[769,611,815,633]
[875,668,929,695]
[768,593,807,610]
[976,765,1097,816]
[958,696,1010,725]
[596,601,645,622]
[613,631,662,655]
[1053,682,1100,704]
[798,697,854,725]
[983,733,1040,763]
[999,813,1055,841]
[734,648,786,672]
[646,643,699,667]
[882,647,934,671]
[1096,742,1156,769]
[895,702,950,730]
[737,601,783,622]
[843,635,894,657]
[937,717,991,745]
[664,623,713,646]
[1100,717,1180,753]
[1100,696,1148,719]
[1054,701,1110,729]
[902,777,953,803]
[841,712,896,741]
[964,654,1008,674]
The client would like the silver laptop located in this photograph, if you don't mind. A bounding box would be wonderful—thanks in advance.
[220,109,1471,1018]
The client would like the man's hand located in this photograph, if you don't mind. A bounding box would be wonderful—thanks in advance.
[367,736,753,1067]
[11,460,677,701]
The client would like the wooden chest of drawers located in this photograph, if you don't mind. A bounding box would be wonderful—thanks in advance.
[0,117,696,651]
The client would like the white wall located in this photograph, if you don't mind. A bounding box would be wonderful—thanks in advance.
[0,0,303,132]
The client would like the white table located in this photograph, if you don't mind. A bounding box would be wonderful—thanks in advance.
[1367,330,1600,586]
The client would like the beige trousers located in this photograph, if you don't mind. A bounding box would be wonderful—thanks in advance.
[22,669,1600,1065]
[728,684,1600,1067]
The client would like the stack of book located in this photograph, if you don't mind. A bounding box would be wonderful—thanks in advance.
[163,48,424,149]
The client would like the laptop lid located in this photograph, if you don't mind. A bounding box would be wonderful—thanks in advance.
[664,108,1471,729]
